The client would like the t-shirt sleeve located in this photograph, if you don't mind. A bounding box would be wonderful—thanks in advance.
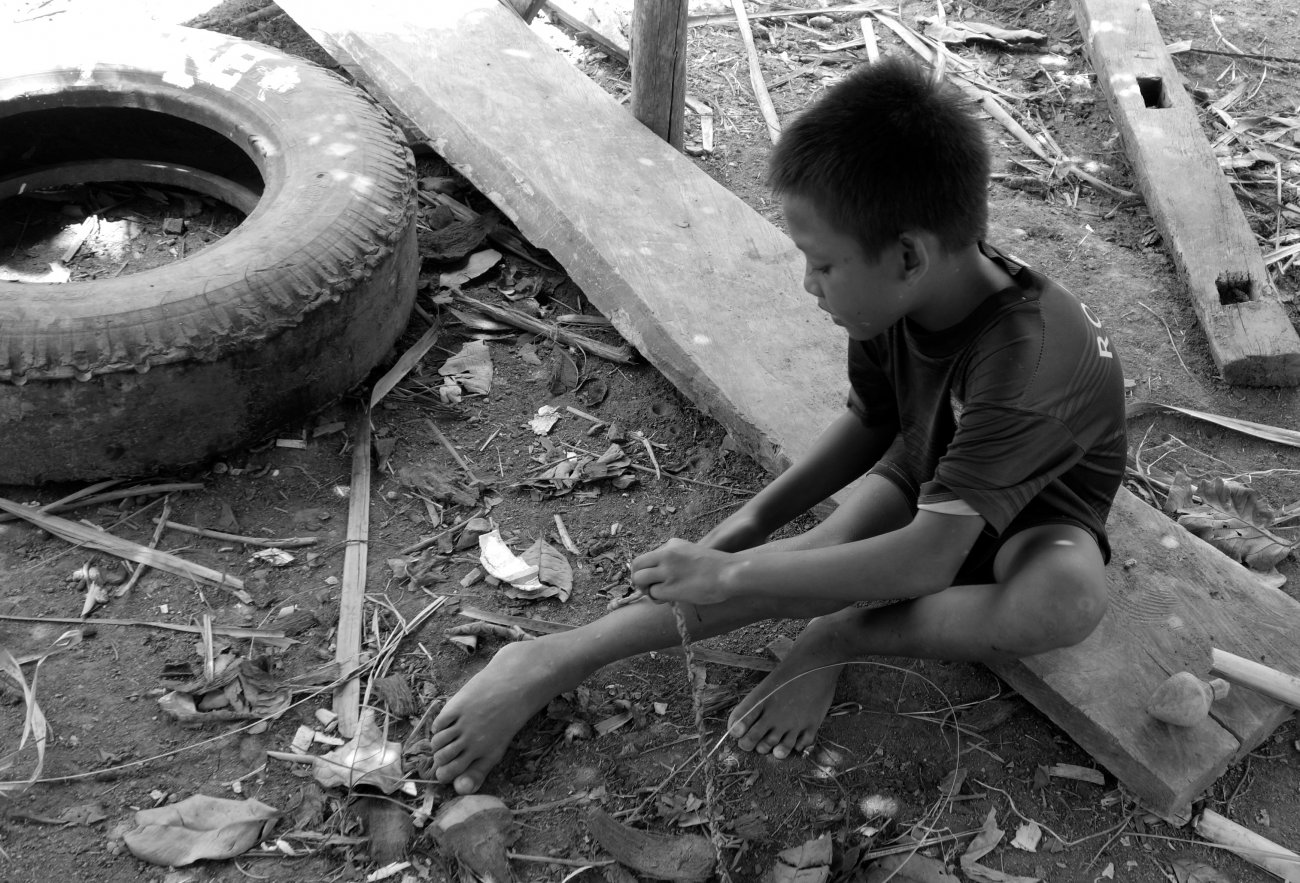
[846,339,900,429]
[921,406,1083,533]
[920,310,1087,534]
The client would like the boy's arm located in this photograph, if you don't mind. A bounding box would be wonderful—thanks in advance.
[701,408,896,552]
[634,508,985,604]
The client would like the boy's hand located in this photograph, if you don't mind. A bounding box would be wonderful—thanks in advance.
[630,538,736,605]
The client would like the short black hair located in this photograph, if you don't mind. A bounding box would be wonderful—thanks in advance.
[768,56,989,258]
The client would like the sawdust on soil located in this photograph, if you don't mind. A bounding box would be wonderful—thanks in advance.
[1,1,1298,882]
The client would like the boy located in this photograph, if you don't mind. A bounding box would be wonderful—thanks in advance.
[428,57,1126,795]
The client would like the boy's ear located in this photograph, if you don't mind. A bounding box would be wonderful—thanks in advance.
[895,231,931,281]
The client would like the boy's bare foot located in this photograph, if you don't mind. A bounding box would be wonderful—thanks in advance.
[726,654,842,759]
[429,638,585,794]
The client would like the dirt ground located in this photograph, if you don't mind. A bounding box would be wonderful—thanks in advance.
[1,1,1299,881]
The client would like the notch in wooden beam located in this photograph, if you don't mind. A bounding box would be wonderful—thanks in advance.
[1216,273,1254,305]
[1136,75,1169,108]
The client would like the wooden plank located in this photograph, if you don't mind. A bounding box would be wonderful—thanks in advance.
[1072,0,1300,387]
[278,0,842,481]
[991,487,1299,822]
[278,0,1300,821]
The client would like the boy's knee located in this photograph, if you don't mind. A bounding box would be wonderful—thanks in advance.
[1048,571,1107,648]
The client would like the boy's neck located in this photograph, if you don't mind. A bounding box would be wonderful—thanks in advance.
[908,242,1015,332]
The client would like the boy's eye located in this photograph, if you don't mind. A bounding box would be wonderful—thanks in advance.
[814,264,831,275]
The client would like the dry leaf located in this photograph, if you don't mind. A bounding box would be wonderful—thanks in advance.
[1170,856,1232,883]
[439,339,494,395]
[123,795,279,866]
[962,808,1004,864]
[549,347,580,395]
[312,713,405,793]
[960,862,1041,883]
[0,648,47,796]
[518,537,573,601]
[770,834,832,883]
[1167,474,1295,570]
[862,852,960,883]
[439,248,502,288]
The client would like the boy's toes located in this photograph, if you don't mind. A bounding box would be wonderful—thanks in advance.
[453,769,486,795]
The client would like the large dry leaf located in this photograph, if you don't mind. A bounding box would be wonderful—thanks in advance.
[862,852,960,883]
[960,862,1041,883]
[439,248,502,288]
[1167,474,1296,570]
[313,715,405,793]
[962,808,1004,864]
[770,835,832,883]
[0,647,47,796]
[516,538,573,602]
[439,339,494,395]
[123,795,279,866]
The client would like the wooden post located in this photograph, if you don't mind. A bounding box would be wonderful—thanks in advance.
[630,0,689,150]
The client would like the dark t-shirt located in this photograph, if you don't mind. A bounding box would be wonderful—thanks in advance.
[848,243,1127,561]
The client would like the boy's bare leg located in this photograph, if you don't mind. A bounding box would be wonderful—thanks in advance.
[430,476,913,794]
[428,590,849,793]
[728,522,1108,757]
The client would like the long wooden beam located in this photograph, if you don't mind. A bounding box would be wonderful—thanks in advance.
[1072,0,1300,386]
[278,0,1300,821]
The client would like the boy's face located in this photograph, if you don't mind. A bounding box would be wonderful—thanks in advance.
[784,194,913,340]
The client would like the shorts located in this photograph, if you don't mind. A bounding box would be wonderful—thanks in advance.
[951,495,1108,585]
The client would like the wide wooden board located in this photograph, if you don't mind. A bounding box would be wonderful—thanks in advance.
[1072,0,1300,387]
[279,0,1300,821]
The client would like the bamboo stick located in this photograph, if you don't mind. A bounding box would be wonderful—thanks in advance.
[730,0,781,142]
[451,291,635,364]
[153,519,319,549]
[333,404,373,738]
[1196,809,1300,882]
[1210,648,1300,710]
[0,496,249,602]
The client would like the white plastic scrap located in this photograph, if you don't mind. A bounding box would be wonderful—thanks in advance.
[477,529,543,592]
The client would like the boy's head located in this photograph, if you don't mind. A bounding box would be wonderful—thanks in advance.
[768,56,990,259]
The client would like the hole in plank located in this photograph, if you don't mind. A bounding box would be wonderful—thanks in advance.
[1216,273,1254,305]
[1137,76,1168,108]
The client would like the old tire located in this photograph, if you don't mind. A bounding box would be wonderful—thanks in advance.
[0,23,418,484]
